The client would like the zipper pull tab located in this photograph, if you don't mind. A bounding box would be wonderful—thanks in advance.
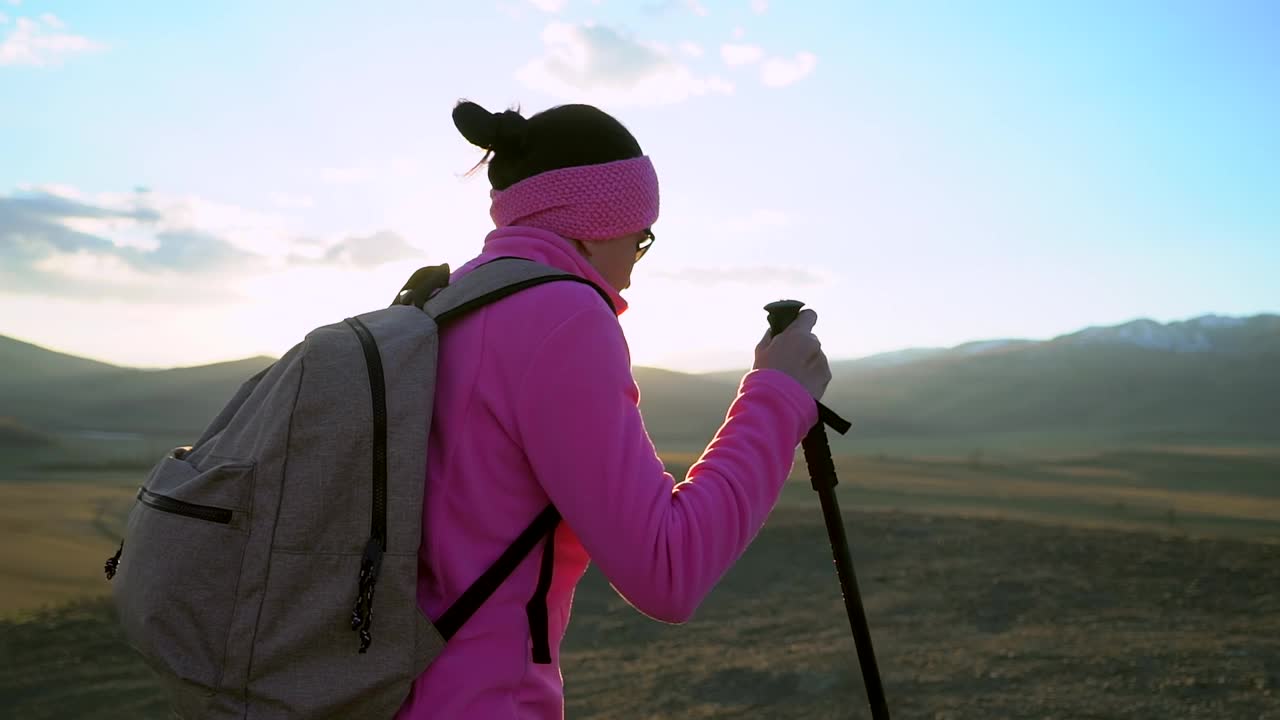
[351,537,385,653]
[104,540,124,580]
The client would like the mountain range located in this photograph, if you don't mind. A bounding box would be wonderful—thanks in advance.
[2,313,1277,448]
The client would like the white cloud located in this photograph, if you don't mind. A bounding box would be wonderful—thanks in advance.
[686,0,709,16]
[653,265,826,287]
[16,182,82,198]
[32,249,174,294]
[760,51,817,87]
[678,40,703,58]
[268,191,315,210]
[145,196,284,255]
[721,43,763,66]
[750,0,769,14]
[722,208,789,233]
[516,21,734,107]
[733,26,746,39]
[308,230,419,269]
[1,184,425,305]
[319,166,372,184]
[0,188,264,301]
[708,76,735,94]
[0,15,105,66]
[527,0,567,12]
[496,2,526,20]
[387,156,420,178]
[38,13,63,29]
[0,13,8,24]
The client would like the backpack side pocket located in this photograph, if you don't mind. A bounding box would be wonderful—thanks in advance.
[112,450,255,714]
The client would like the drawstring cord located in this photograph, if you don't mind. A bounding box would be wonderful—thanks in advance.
[104,540,124,580]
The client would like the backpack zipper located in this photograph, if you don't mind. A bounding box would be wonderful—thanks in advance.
[137,487,234,524]
[105,476,234,582]
[344,316,388,653]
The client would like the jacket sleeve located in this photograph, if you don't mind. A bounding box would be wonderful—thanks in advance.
[513,302,819,623]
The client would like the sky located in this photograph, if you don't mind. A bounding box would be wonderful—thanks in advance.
[1,0,1277,372]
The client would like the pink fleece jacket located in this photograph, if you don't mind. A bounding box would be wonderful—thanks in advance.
[394,226,819,719]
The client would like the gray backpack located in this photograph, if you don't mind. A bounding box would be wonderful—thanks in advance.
[104,257,614,719]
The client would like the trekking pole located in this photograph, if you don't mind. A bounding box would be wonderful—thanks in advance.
[765,300,890,720]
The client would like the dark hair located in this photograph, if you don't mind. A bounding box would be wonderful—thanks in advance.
[452,100,643,191]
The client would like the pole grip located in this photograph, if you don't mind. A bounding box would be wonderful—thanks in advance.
[764,299,805,338]
[762,300,853,435]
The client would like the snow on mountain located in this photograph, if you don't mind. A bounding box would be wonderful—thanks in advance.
[843,348,947,369]
[839,314,1273,371]
[954,339,1031,355]
[1057,314,1276,353]
[1192,314,1248,328]
[1066,319,1212,352]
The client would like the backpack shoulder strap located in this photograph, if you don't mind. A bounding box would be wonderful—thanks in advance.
[418,256,612,648]
[424,256,615,326]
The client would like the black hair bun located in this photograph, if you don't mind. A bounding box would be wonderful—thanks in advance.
[453,100,528,155]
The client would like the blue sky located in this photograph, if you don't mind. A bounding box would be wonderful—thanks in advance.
[1,0,1277,371]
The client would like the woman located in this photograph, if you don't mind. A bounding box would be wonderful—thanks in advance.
[395,100,833,718]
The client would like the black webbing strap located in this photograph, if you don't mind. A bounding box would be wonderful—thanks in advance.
[419,256,608,650]
[435,505,561,642]
[526,522,558,664]
[431,263,615,327]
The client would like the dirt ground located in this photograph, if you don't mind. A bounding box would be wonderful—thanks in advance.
[3,506,1276,719]
[559,506,1280,719]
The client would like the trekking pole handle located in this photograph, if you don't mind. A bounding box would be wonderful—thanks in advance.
[764,300,852,435]
[764,299,806,338]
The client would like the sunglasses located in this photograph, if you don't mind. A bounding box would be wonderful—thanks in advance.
[636,228,655,262]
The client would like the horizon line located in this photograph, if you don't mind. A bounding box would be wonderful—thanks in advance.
[3,310,1275,375]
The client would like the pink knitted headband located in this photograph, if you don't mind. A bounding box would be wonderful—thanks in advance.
[489,156,659,241]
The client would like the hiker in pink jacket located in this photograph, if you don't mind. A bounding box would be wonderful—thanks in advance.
[394,101,833,719]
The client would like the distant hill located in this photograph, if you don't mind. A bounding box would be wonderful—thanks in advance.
[1058,314,1280,353]
[632,367,738,448]
[0,336,127,396]
[0,417,55,449]
[823,314,1277,376]
[733,314,1280,441]
[1,313,1276,443]
[824,337,1279,440]
[0,340,275,434]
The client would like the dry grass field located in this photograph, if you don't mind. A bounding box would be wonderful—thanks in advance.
[0,476,135,616]
[562,506,1280,719]
[1,444,1277,718]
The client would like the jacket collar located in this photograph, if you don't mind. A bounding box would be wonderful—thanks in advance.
[458,226,629,316]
